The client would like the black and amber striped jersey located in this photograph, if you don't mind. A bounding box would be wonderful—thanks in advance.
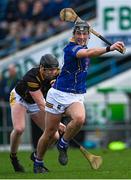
[15,67,52,104]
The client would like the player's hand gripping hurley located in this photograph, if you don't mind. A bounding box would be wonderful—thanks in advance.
[60,8,126,54]
[72,138,102,170]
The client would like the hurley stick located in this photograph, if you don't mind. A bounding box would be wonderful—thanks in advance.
[60,8,126,54]
[72,138,103,170]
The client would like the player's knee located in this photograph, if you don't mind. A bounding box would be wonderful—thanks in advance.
[75,114,85,126]
[14,126,25,135]
[47,128,57,139]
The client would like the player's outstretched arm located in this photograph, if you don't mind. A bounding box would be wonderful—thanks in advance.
[77,41,125,58]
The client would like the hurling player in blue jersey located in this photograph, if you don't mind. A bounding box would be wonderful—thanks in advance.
[33,21,125,173]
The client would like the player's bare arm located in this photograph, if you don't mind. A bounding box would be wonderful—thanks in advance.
[30,89,45,111]
[77,41,125,58]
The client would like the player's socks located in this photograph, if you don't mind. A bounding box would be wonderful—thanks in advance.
[30,151,37,162]
[10,153,25,172]
[58,137,69,149]
[33,158,49,173]
[57,137,69,165]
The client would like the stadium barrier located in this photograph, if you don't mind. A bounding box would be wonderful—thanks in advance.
[0,100,130,151]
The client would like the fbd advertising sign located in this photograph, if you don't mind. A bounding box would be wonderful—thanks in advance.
[97,0,131,50]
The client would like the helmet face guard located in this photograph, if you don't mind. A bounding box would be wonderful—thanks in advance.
[40,54,59,69]
[73,21,90,34]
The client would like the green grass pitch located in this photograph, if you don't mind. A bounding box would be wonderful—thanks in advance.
[0,148,131,179]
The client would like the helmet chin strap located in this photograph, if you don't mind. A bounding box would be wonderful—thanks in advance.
[39,66,45,80]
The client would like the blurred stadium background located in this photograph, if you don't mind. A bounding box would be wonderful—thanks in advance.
[0,0,131,152]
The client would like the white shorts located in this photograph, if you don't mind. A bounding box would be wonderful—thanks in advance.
[45,88,85,114]
[10,89,41,114]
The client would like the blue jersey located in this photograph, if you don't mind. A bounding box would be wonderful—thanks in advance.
[53,40,90,94]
